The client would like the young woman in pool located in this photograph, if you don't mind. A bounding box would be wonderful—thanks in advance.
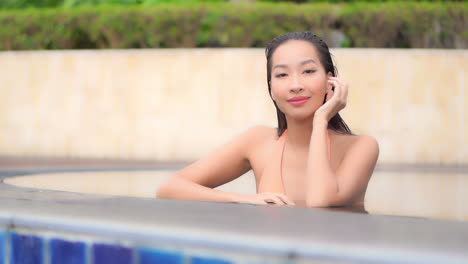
[157,32,379,208]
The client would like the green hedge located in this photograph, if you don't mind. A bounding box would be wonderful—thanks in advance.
[0,0,461,9]
[0,2,466,50]
[0,0,230,9]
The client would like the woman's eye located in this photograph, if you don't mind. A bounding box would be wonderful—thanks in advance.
[304,69,316,74]
[275,73,287,78]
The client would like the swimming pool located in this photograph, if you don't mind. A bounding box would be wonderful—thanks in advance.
[1,160,467,264]
[4,164,467,221]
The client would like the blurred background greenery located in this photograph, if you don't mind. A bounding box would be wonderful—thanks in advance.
[0,0,466,49]
[0,0,464,9]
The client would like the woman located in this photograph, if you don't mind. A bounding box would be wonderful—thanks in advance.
[156,32,379,208]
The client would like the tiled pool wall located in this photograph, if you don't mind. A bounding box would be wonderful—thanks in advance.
[0,227,301,264]
[1,229,4,264]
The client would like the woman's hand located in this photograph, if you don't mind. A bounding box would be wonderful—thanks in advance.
[314,77,349,124]
[234,192,296,206]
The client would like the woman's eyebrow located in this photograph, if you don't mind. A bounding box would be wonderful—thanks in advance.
[273,59,317,70]
[300,59,317,65]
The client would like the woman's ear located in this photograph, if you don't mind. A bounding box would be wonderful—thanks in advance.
[326,72,334,90]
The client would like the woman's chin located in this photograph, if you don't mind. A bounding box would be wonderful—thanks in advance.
[285,111,315,123]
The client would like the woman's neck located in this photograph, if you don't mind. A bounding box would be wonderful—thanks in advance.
[284,117,316,148]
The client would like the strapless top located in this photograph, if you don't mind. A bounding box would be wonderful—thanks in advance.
[257,129,331,195]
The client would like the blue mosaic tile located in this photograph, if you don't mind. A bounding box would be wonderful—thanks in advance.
[10,232,44,264]
[0,231,5,264]
[190,256,233,264]
[50,238,86,264]
[138,248,183,264]
[93,243,133,264]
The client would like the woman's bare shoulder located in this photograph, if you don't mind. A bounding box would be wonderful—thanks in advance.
[332,131,378,155]
[243,125,278,149]
[246,125,277,138]
[330,130,375,142]
[246,126,278,141]
[330,131,378,152]
[351,134,378,150]
[353,135,379,158]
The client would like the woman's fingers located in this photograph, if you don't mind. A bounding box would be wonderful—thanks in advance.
[325,88,334,103]
[327,79,339,95]
[329,77,348,97]
[264,195,284,205]
[261,192,296,206]
[327,78,348,104]
[244,192,295,206]
[276,194,296,205]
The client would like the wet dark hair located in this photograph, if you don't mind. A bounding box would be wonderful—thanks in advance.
[265,31,352,137]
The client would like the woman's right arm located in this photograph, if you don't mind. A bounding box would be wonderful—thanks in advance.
[156,126,259,203]
[156,126,295,206]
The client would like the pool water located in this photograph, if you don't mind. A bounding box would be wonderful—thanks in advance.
[4,169,467,222]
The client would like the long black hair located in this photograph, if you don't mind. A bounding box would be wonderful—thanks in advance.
[265,31,352,137]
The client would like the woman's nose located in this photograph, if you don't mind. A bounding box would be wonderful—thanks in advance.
[290,86,304,93]
[289,75,304,93]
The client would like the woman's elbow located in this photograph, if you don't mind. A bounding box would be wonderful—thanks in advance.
[305,198,333,208]
[305,193,344,208]
[155,178,176,199]
[155,183,168,199]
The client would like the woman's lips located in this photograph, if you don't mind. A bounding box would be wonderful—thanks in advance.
[288,96,310,106]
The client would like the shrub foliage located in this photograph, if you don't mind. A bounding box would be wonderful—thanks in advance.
[0,2,466,50]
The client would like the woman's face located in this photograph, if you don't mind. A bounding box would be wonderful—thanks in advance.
[270,40,332,121]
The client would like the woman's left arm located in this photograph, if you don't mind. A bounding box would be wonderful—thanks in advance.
[306,122,379,207]
[305,77,379,207]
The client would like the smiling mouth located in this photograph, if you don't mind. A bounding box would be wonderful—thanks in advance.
[288,97,310,106]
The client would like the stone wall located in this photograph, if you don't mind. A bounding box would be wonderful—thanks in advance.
[1,49,466,164]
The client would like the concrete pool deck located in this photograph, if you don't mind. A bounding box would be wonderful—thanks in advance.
[1,157,468,263]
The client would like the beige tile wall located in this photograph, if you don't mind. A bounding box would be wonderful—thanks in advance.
[0,49,466,164]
